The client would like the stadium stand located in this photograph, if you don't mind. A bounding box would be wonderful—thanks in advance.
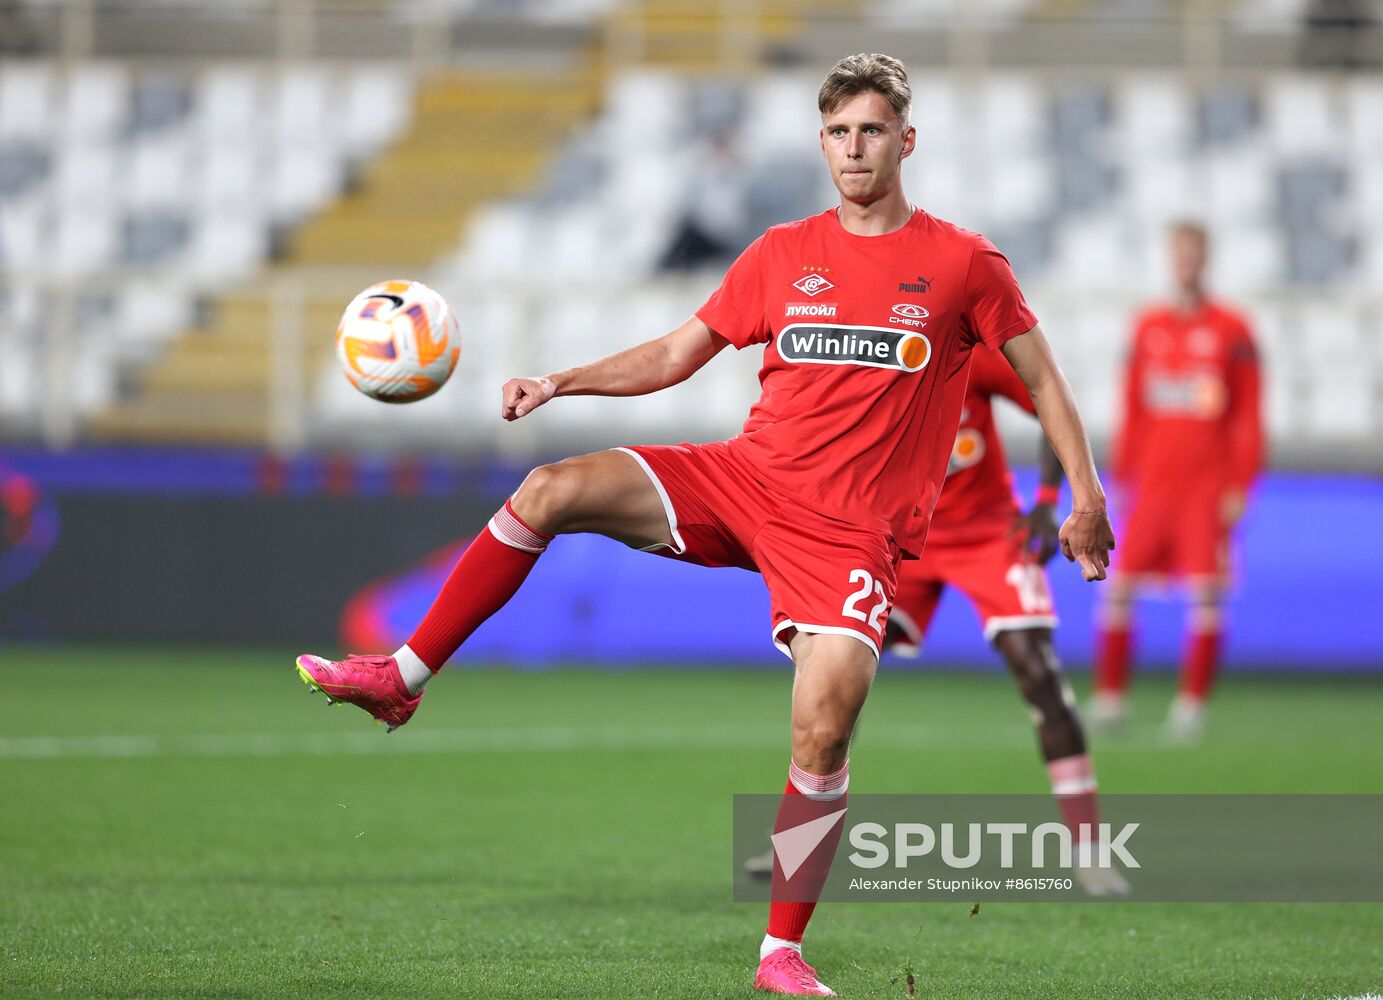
[0,0,1379,463]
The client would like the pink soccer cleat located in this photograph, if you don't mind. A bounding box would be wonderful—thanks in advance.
[754,948,837,997]
[295,653,422,732]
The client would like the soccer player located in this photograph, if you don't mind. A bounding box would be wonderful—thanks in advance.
[297,54,1114,996]
[882,344,1127,895]
[1092,221,1263,741]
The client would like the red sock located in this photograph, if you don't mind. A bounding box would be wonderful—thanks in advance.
[1047,752,1099,843]
[1095,625,1132,696]
[1180,627,1222,701]
[766,761,848,944]
[406,500,553,671]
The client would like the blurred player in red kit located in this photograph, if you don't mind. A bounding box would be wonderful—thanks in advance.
[296,53,1114,995]
[1092,222,1263,741]
[883,345,1127,895]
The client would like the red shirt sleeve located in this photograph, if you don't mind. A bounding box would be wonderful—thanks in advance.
[962,237,1038,351]
[694,234,771,350]
[970,344,1036,415]
[1225,320,1264,492]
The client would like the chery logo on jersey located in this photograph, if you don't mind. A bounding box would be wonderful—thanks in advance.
[785,302,838,318]
[778,323,932,373]
[889,303,929,328]
[792,274,836,297]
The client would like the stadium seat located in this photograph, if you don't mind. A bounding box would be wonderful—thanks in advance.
[268,147,342,223]
[182,211,267,280]
[114,281,195,359]
[1208,223,1283,292]
[743,74,819,160]
[981,75,1049,155]
[194,65,263,149]
[1303,305,1364,363]
[122,211,191,268]
[1307,365,1373,437]
[60,64,129,147]
[0,194,45,267]
[986,154,1057,226]
[127,71,193,137]
[340,66,413,159]
[605,71,687,152]
[1201,144,1274,224]
[1263,76,1342,160]
[125,131,194,211]
[0,62,56,140]
[1115,75,1193,156]
[0,139,51,202]
[52,208,119,275]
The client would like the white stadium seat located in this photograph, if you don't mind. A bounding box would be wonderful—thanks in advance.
[1263,76,1342,160]
[60,64,130,147]
[125,131,194,211]
[194,65,264,149]
[0,63,56,140]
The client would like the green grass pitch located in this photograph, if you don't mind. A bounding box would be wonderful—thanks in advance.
[2,648,1380,998]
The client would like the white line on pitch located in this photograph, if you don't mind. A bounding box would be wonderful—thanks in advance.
[0,722,1047,761]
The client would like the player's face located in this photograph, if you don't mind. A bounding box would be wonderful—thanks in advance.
[820,91,915,205]
[1170,230,1207,291]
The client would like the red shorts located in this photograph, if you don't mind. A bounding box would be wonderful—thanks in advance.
[889,528,1058,655]
[1116,489,1230,584]
[617,443,902,659]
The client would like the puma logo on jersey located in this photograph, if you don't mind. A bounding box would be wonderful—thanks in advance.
[778,323,932,373]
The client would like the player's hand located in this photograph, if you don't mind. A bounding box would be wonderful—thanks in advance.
[1058,506,1115,582]
[1220,489,1247,527]
[1018,502,1062,565]
[501,376,556,421]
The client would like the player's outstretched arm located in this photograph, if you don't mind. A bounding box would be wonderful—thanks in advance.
[1001,326,1114,582]
[501,316,731,421]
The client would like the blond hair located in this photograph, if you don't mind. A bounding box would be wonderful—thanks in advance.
[818,53,911,125]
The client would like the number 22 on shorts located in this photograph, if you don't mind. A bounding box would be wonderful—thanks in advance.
[841,569,889,633]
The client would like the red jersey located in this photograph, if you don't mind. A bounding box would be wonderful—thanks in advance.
[1114,299,1263,496]
[926,345,1035,547]
[695,207,1037,556]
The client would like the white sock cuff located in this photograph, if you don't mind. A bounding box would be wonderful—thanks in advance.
[488,500,550,553]
[760,934,803,961]
[1047,752,1098,796]
[393,643,433,696]
[789,759,849,802]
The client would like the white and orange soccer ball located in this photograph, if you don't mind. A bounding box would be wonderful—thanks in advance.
[335,279,460,403]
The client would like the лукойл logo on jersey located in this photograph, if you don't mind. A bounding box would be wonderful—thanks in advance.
[777,323,932,373]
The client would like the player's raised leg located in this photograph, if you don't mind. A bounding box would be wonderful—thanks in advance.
[296,449,670,728]
[1091,578,1136,729]
[755,631,874,997]
[993,628,1128,895]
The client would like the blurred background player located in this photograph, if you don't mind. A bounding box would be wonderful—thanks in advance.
[883,344,1126,895]
[1092,222,1264,740]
